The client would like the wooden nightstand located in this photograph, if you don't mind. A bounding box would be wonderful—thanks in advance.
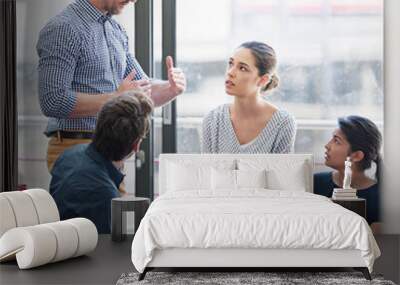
[331,198,366,219]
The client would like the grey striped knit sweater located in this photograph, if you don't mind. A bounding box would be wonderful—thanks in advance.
[202,104,296,154]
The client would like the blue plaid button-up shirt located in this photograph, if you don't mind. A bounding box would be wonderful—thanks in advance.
[37,0,147,133]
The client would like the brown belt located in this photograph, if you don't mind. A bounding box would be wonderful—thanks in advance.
[51,131,94,140]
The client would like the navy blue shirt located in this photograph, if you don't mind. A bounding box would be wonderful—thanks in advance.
[50,143,123,233]
[314,172,380,225]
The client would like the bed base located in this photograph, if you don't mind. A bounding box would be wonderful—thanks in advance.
[138,266,371,281]
[138,248,372,281]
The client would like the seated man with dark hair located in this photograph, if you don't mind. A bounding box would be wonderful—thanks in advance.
[50,91,154,233]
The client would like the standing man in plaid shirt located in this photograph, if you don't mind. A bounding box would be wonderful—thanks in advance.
[37,0,186,173]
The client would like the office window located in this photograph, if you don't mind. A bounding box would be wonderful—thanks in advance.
[17,0,71,189]
[16,0,136,189]
[172,0,383,166]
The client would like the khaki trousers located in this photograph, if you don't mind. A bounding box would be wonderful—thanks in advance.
[47,136,92,171]
[47,136,126,194]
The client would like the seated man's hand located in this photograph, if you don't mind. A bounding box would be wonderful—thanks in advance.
[166,56,186,96]
[117,71,151,97]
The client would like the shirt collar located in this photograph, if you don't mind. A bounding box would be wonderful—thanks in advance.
[75,0,112,23]
[86,143,124,188]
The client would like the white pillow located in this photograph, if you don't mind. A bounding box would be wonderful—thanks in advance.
[1,191,39,227]
[0,196,17,237]
[237,158,310,192]
[211,168,237,191]
[167,162,212,191]
[266,165,306,191]
[236,169,268,189]
[24,189,60,224]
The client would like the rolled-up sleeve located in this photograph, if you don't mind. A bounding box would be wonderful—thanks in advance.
[37,22,80,118]
[125,52,149,81]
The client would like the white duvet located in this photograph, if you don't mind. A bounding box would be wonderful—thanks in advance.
[131,190,380,273]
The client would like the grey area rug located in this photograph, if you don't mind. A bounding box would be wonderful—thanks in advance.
[116,272,396,285]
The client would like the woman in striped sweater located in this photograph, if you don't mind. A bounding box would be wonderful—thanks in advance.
[202,41,296,154]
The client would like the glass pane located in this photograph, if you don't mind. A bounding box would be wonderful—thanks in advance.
[17,0,137,190]
[114,4,137,195]
[17,0,72,189]
[153,0,163,197]
[175,0,383,159]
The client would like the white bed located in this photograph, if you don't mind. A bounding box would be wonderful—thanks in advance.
[131,154,380,280]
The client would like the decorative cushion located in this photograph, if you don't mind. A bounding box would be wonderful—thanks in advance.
[1,191,39,228]
[167,162,212,191]
[0,218,98,269]
[0,189,60,237]
[210,169,268,191]
[237,158,311,192]
[24,189,60,224]
[159,154,313,194]
[0,196,16,237]
[159,155,237,195]
[65,218,98,257]
[211,168,237,191]
[0,189,98,269]
[266,167,307,191]
[0,225,57,268]
[236,169,268,189]
[42,221,79,262]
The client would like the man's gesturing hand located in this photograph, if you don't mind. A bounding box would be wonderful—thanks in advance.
[117,71,151,97]
[166,56,186,96]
